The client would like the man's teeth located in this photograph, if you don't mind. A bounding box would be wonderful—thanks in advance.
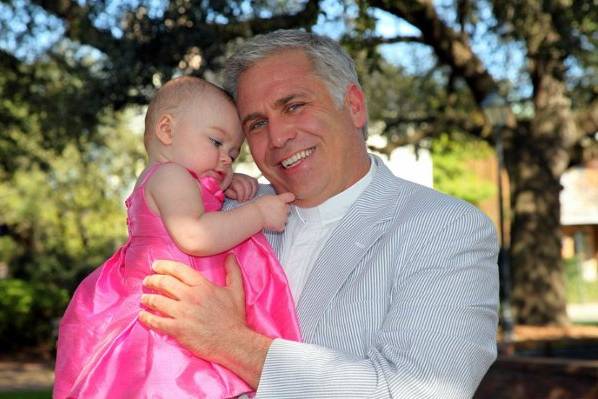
[281,149,313,169]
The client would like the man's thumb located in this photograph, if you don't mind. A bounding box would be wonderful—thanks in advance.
[224,253,243,292]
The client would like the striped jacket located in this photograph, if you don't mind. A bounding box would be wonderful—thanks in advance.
[252,155,499,398]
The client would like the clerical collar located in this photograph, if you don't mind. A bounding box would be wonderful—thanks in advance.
[293,156,376,225]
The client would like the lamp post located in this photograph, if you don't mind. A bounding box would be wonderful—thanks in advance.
[481,92,514,355]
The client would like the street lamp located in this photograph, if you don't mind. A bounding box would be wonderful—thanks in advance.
[481,92,514,355]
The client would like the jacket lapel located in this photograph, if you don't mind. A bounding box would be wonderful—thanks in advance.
[296,158,398,341]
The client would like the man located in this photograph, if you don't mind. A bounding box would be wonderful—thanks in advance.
[139,29,499,398]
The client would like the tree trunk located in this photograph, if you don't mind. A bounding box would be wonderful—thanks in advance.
[508,45,575,325]
[508,131,568,325]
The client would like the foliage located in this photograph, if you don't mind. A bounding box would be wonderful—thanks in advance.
[430,133,495,206]
[0,279,68,351]
[564,257,598,304]
[0,46,108,174]
[0,107,145,290]
[0,104,144,353]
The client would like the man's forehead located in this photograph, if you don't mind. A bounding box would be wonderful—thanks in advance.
[237,50,313,84]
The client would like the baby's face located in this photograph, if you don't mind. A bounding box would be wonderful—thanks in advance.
[170,94,243,190]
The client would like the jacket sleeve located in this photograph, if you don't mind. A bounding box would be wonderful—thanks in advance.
[256,206,499,398]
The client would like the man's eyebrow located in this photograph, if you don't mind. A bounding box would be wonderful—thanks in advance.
[274,94,301,108]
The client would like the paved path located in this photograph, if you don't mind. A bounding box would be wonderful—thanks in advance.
[0,361,53,392]
[568,302,598,322]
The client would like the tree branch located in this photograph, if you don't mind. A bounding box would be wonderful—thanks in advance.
[218,0,321,38]
[345,34,425,47]
[30,0,322,108]
[33,0,321,58]
[368,0,499,106]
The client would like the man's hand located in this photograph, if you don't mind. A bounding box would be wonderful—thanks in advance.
[225,173,258,202]
[138,255,272,388]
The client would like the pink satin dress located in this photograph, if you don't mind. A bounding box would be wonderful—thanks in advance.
[54,164,300,399]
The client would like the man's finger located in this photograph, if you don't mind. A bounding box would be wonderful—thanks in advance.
[138,310,176,335]
[141,293,179,318]
[143,274,190,299]
[152,260,209,287]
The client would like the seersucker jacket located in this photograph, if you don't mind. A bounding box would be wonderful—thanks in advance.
[237,155,499,399]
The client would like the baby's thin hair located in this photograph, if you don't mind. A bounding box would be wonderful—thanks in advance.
[144,76,228,149]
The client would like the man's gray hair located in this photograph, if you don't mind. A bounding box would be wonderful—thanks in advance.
[224,29,368,139]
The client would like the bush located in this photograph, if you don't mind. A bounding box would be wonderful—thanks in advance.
[0,279,69,353]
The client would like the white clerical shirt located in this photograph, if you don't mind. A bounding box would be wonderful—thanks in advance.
[280,158,376,302]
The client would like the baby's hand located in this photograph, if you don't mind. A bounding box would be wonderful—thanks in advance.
[254,192,295,231]
[225,173,258,202]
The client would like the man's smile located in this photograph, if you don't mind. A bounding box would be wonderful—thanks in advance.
[280,147,315,169]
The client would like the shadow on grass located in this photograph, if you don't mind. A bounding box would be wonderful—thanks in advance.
[0,390,51,399]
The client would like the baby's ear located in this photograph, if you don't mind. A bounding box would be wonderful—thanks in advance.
[155,114,174,145]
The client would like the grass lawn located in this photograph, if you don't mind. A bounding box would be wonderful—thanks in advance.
[0,391,51,399]
[564,257,598,304]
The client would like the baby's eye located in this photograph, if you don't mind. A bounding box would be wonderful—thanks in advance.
[209,137,223,147]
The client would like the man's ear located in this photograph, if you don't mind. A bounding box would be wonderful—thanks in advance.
[155,114,175,145]
[344,84,367,130]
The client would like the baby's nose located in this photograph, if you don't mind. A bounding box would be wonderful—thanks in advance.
[220,153,232,165]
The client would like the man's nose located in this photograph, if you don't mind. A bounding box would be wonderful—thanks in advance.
[268,118,296,148]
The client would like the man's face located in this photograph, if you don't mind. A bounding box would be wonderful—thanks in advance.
[236,50,370,208]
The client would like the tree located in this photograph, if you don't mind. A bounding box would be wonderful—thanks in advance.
[10,0,320,110]
[353,0,597,324]
[2,0,596,325]
[0,106,146,288]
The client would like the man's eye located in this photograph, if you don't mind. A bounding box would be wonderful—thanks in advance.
[287,103,304,112]
[248,120,267,132]
[209,137,223,147]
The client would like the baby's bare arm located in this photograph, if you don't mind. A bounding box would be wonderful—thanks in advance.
[147,164,292,256]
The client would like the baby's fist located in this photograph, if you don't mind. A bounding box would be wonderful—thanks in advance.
[224,173,258,202]
[255,192,295,231]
